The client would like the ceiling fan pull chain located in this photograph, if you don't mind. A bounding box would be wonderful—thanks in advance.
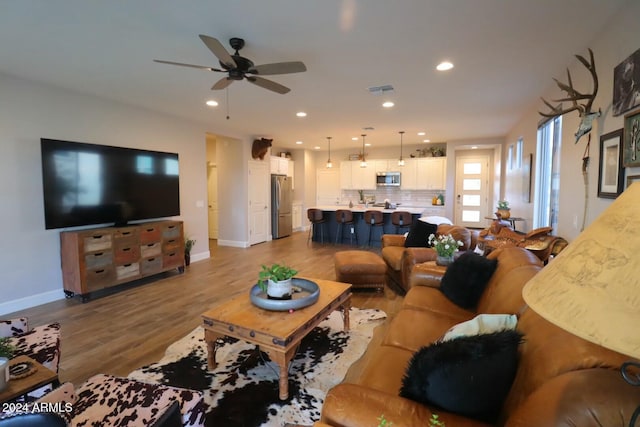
[226,87,230,120]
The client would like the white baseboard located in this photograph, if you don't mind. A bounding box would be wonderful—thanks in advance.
[217,239,250,248]
[0,289,64,316]
[190,250,210,263]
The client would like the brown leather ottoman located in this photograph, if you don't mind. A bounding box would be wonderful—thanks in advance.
[334,250,386,291]
[409,260,447,289]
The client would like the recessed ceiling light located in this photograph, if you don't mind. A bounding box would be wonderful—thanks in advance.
[471,146,478,149]
[423,139,431,143]
[352,137,358,141]
[365,143,372,147]
[296,111,307,117]
[295,141,303,145]
[382,101,394,108]
[314,146,321,150]
[417,132,426,136]
[436,61,454,71]
[205,100,218,107]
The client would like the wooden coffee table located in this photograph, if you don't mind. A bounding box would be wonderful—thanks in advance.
[0,355,59,403]
[201,278,352,400]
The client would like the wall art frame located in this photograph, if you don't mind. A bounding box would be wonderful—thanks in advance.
[623,108,640,167]
[598,129,624,199]
[613,47,640,116]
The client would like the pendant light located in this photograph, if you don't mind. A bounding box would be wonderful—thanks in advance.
[326,137,333,168]
[360,134,367,168]
[398,131,405,166]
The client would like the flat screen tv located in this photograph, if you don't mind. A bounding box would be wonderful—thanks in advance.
[41,138,180,229]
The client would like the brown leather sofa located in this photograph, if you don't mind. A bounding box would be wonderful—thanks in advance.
[381,224,479,293]
[321,247,640,427]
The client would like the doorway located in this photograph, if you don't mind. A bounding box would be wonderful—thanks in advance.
[207,163,218,239]
[454,153,491,228]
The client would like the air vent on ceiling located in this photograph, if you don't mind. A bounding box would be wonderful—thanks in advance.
[367,84,394,96]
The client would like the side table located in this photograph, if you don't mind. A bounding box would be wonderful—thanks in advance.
[0,356,59,403]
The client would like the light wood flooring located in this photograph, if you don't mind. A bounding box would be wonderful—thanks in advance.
[8,231,404,386]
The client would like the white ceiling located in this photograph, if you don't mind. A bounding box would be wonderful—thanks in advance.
[0,0,629,150]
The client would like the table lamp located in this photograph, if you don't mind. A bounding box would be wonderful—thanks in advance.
[523,181,640,425]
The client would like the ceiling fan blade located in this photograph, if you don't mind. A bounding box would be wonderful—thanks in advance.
[249,61,307,75]
[211,77,234,90]
[153,59,224,72]
[199,35,236,69]
[246,76,290,94]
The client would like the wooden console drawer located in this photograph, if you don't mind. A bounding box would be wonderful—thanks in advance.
[85,251,113,269]
[163,237,182,252]
[114,245,140,264]
[141,257,162,275]
[85,267,115,291]
[140,225,162,245]
[162,224,181,239]
[116,263,140,281]
[83,233,112,252]
[163,251,183,269]
[140,242,162,258]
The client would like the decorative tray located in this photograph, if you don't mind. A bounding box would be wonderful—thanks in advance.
[9,360,37,379]
[250,278,320,311]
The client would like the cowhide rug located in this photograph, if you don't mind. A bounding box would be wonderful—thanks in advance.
[128,308,386,427]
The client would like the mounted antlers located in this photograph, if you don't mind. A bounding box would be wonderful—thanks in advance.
[539,48,601,143]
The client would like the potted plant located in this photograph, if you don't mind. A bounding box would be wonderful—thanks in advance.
[0,337,15,359]
[258,263,298,300]
[496,200,511,219]
[428,233,464,266]
[184,236,196,266]
[0,337,15,392]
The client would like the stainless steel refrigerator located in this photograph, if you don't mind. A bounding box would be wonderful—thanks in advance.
[271,174,292,239]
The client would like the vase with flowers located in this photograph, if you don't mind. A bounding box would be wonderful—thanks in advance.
[428,233,464,266]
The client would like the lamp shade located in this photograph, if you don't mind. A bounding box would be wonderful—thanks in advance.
[523,182,640,359]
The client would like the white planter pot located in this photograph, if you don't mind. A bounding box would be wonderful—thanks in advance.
[267,278,293,299]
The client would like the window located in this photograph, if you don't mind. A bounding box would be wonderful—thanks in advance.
[534,116,562,230]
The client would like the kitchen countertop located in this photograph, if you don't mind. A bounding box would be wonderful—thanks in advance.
[312,205,443,215]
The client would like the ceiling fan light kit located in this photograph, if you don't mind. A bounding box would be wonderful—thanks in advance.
[154,35,307,95]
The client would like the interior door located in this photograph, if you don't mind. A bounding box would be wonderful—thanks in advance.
[249,160,269,245]
[455,154,491,228]
[207,164,218,239]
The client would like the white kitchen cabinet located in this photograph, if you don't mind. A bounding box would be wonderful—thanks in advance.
[415,158,446,190]
[400,159,418,189]
[292,202,302,231]
[340,161,376,190]
[270,155,289,175]
[317,169,341,205]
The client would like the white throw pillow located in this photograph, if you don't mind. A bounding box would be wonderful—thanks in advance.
[419,215,453,225]
[440,314,517,342]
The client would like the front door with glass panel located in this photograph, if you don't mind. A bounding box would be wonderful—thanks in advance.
[455,155,490,228]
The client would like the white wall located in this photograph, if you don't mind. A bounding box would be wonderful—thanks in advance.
[504,1,640,241]
[0,73,211,314]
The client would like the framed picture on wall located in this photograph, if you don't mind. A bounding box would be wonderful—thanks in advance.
[598,129,624,198]
[627,174,640,189]
[613,47,640,116]
[623,108,640,167]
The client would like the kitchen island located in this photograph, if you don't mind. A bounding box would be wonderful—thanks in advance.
[309,205,444,246]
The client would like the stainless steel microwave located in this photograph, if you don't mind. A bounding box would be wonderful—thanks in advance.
[376,171,401,186]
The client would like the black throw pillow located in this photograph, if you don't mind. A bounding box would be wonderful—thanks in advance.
[440,251,498,309]
[399,330,524,423]
[404,220,438,248]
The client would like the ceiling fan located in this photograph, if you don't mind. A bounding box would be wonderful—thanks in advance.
[154,35,307,94]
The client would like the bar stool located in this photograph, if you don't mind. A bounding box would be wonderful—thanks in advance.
[363,210,384,246]
[335,209,358,245]
[391,211,413,234]
[307,208,327,243]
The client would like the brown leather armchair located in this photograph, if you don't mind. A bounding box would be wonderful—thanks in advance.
[381,224,479,293]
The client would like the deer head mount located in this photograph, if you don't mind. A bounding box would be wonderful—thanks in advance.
[539,48,600,143]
